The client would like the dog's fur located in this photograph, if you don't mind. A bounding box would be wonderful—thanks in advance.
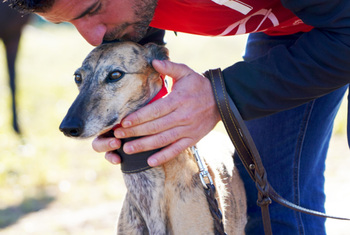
[60,41,247,234]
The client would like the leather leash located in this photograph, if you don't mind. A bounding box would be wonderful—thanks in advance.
[191,146,226,235]
[204,68,350,235]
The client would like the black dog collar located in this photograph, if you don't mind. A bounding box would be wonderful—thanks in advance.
[114,137,162,174]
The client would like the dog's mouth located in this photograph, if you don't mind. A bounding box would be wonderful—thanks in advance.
[96,115,121,137]
[99,128,115,138]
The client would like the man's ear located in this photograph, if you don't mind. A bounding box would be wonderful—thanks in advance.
[144,43,169,64]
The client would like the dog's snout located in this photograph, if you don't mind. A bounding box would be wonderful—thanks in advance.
[59,117,84,137]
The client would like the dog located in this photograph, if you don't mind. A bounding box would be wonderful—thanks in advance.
[59,41,247,234]
[0,2,31,134]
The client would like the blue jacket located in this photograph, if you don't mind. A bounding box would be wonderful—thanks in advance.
[141,0,350,146]
[221,0,350,145]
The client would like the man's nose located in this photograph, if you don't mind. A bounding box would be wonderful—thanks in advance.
[72,20,107,46]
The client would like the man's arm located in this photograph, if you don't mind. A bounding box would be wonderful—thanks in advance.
[223,0,350,120]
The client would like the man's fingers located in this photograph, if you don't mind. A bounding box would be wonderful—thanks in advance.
[90,59,219,167]
[152,60,192,82]
[105,151,121,165]
[115,107,186,139]
[92,136,122,165]
[92,136,121,153]
[122,127,186,154]
[121,94,175,128]
[120,60,186,128]
[147,138,191,167]
[120,60,198,129]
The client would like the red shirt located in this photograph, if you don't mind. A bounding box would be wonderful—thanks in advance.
[150,0,313,36]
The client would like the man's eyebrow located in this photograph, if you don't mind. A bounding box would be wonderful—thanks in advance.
[72,0,100,21]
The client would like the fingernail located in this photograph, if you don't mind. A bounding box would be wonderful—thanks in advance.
[124,145,135,154]
[109,139,119,149]
[106,153,120,165]
[156,59,165,66]
[122,121,132,127]
[111,157,119,164]
[148,158,158,167]
[105,155,113,163]
[115,130,125,138]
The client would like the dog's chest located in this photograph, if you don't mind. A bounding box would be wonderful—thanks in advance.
[123,167,166,211]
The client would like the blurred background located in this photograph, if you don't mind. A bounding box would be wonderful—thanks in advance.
[0,5,349,234]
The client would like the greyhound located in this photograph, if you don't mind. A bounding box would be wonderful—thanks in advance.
[59,41,246,234]
[0,2,31,134]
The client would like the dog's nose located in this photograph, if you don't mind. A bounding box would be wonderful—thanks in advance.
[59,117,84,137]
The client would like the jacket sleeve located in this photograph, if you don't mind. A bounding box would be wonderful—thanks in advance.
[222,0,350,120]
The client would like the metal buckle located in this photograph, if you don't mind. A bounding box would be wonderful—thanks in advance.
[191,146,213,189]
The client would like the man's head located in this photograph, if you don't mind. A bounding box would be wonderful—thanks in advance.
[8,0,158,46]
[7,0,54,13]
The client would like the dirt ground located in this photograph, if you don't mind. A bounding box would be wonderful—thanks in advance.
[0,134,349,235]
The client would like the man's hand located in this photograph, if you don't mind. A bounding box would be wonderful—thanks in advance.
[92,60,221,167]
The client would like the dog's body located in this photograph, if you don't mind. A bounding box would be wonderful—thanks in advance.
[60,42,247,234]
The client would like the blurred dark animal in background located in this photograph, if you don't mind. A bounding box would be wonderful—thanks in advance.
[0,1,31,134]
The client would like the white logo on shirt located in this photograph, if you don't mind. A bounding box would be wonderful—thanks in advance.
[211,0,253,15]
[218,8,279,35]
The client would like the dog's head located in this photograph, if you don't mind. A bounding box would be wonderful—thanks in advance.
[59,42,168,138]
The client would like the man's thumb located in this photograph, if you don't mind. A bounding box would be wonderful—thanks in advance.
[152,60,192,82]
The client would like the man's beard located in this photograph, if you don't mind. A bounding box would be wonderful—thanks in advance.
[103,21,150,42]
[103,0,158,42]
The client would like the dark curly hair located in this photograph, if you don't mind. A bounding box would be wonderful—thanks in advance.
[5,0,55,13]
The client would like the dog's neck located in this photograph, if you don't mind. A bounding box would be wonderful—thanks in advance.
[147,75,169,105]
[114,75,169,174]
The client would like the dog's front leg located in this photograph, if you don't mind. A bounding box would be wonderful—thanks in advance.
[119,169,168,234]
[117,193,149,235]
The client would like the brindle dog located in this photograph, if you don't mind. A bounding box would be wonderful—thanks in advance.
[59,42,247,234]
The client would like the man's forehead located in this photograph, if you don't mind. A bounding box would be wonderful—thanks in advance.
[38,0,99,23]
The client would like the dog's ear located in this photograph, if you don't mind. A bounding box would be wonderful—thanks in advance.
[144,43,169,64]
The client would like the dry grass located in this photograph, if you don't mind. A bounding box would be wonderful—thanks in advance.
[0,23,349,234]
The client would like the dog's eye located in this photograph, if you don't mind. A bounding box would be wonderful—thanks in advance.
[106,70,125,83]
[74,73,82,84]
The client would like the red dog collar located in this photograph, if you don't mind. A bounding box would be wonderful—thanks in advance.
[147,75,169,105]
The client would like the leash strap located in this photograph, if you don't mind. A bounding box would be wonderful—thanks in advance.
[204,68,350,235]
[191,146,226,235]
[204,183,227,235]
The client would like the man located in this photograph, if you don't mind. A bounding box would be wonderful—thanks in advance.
[9,0,350,234]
